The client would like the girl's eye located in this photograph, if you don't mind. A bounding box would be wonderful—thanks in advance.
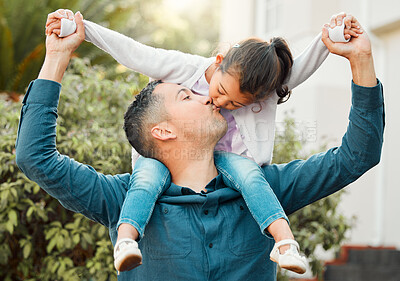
[218,89,225,95]
[184,95,190,100]
[231,101,241,108]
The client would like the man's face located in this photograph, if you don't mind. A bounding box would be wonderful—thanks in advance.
[155,83,228,145]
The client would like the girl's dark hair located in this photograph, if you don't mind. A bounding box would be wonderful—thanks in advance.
[219,37,293,104]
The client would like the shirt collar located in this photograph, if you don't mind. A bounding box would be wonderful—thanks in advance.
[164,174,225,196]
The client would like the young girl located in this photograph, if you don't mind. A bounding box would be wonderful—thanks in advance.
[46,10,360,275]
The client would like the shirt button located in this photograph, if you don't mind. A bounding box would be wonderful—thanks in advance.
[204,210,209,215]
[209,243,213,248]
[240,205,244,210]
[164,208,168,214]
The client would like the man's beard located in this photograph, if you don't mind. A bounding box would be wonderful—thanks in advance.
[200,116,228,149]
[180,116,227,149]
[211,117,228,144]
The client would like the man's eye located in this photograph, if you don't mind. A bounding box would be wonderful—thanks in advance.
[231,101,241,108]
[184,95,190,100]
[218,89,225,95]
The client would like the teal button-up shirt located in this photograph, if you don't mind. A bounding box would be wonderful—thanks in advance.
[16,79,384,280]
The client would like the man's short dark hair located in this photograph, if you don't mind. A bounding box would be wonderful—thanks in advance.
[123,80,166,159]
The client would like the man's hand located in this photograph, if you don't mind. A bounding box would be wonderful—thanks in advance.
[322,13,376,87]
[38,10,85,83]
[45,10,84,57]
[329,12,363,42]
[323,13,370,61]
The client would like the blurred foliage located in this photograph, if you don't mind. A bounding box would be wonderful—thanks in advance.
[273,114,352,281]
[0,0,220,96]
[0,58,139,280]
[0,0,142,96]
[124,0,220,56]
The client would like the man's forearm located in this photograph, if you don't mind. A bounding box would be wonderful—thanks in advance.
[38,54,71,83]
[349,54,376,87]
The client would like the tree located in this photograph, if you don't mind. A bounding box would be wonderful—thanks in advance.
[273,114,352,280]
[0,0,150,97]
[0,0,221,97]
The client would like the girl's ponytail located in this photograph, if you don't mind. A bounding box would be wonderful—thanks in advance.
[269,37,293,104]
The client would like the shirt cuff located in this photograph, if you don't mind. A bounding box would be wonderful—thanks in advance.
[22,79,62,108]
[351,79,383,110]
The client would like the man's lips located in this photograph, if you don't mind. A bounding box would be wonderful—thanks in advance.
[212,104,220,112]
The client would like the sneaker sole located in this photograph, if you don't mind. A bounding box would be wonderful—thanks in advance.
[270,257,306,274]
[118,254,142,272]
[115,250,142,272]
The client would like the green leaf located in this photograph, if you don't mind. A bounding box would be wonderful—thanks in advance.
[26,206,34,219]
[8,209,17,225]
[82,232,93,244]
[46,238,57,253]
[73,233,80,244]
[23,242,31,259]
[5,220,14,234]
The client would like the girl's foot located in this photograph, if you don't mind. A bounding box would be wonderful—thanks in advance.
[269,239,307,274]
[114,238,142,274]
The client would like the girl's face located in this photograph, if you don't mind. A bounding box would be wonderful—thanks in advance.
[208,69,254,110]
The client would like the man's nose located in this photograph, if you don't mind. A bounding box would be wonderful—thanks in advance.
[200,95,212,105]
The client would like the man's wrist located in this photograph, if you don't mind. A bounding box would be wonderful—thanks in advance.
[349,54,377,87]
[38,53,71,83]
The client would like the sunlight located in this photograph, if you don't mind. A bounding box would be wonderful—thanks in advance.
[163,0,197,12]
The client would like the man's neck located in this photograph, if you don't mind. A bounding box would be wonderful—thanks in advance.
[164,148,218,193]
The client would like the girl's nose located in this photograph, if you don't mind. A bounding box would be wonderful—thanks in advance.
[217,96,229,107]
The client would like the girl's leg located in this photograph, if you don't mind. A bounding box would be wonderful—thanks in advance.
[214,151,306,274]
[117,223,140,241]
[267,218,294,253]
[114,156,171,273]
[214,151,288,235]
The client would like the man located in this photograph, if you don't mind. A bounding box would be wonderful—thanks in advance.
[16,11,383,281]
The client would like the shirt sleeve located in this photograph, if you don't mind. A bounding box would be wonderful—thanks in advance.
[284,33,330,91]
[15,79,129,228]
[83,20,205,84]
[263,80,384,215]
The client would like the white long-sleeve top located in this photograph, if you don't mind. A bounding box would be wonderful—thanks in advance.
[82,20,329,166]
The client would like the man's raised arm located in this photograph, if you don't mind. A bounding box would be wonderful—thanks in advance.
[15,12,128,229]
[263,15,384,215]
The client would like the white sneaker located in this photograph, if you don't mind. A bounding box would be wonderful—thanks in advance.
[269,239,307,274]
[114,238,142,274]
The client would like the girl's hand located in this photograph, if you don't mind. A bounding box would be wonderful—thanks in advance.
[45,9,75,36]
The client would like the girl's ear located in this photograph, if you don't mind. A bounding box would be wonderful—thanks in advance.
[215,53,224,65]
[151,123,177,141]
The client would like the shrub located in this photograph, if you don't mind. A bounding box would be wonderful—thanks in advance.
[0,58,141,280]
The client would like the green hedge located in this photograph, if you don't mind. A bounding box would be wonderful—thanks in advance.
[0,58,141,280]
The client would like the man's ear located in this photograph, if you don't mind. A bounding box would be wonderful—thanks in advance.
[151,123,177,141]
[215,53,224,65]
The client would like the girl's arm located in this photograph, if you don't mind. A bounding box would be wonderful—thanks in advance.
[82,20,206,83]
[52,15,211,84]
[284,32,329,91]
[284,14,361,91]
